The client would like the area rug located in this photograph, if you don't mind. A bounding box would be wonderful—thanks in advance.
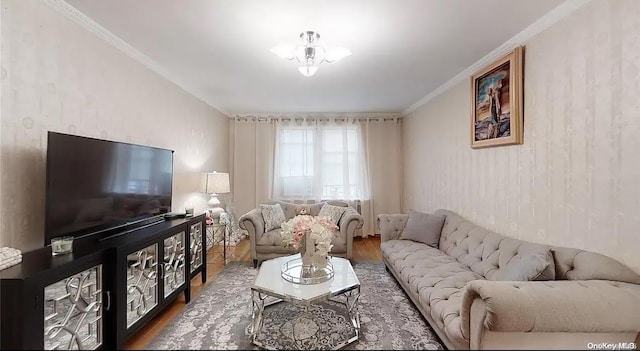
[147,261,444,350]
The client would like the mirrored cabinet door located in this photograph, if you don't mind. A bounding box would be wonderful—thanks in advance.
[125,244,158,329]
[44,265,103,350]
[190,222,203,273]
[163,231,186,297]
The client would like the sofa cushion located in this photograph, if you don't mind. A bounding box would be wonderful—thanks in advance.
[260,204,286,231]
[255,244,298,254]
[257,231,346,255]
[399,209,445,247]
[262,201,350,220]
[318,203,347,225]
[257,228,286,246]
[493,251,554,281]
[332,230,346,246]
[382,239,481,347]
[435,209,555,281]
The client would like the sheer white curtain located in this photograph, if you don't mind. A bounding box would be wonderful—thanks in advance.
[273,119,370,226]
[230,115,402,238]
[355,118,403,237]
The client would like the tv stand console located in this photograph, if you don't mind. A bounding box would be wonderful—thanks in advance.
[0,214,206,350]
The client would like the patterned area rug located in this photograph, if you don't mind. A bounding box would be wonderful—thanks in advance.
[147,261,443,350]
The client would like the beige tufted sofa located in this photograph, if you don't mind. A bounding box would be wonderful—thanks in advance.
[378,209,640,350]
[239,200,363,267]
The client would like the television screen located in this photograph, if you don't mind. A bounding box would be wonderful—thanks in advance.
[45,132,173,244]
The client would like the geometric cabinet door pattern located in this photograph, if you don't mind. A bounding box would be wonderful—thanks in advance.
[125,244,159,329]
[44,265,103,350]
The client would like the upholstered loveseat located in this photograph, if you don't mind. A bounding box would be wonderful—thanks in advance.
[378,209,640,350]
[239,201,363,267]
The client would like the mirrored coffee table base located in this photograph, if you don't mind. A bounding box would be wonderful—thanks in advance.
[250,255,361,350]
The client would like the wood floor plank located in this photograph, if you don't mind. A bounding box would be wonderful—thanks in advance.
[124,235,382,349]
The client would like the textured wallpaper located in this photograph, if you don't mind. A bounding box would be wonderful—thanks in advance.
[0,0,229,251]
[403,0,640,273]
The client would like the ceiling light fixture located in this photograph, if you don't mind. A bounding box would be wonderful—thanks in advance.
[270,31,351,77]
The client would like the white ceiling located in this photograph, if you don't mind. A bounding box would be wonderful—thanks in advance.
[65,0,563,115]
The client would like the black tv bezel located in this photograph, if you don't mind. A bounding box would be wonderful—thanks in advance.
[44,131,175,246]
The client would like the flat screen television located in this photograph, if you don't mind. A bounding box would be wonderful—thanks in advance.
[45,132,173,245]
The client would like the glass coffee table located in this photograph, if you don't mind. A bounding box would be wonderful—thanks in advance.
[250,254,361,350]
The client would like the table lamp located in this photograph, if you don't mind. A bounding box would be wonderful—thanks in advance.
[202,172,230,222]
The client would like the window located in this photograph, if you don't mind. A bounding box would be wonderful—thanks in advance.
[278,128,314,198]
[275,124,366,201]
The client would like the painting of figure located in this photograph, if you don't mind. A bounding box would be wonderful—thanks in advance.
[470,47,523,148]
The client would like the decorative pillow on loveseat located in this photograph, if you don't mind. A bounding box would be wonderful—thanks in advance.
[318,203,347,225]
[260,203,286,232]
[399,209,445,248]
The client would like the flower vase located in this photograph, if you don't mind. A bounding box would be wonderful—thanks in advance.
[299,233,315,278]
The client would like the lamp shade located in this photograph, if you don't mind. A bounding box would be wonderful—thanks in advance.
[203,172,230,194]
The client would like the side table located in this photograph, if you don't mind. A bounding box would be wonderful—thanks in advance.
[206,222,230,264]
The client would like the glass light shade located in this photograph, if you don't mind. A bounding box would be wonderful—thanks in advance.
[202,172,230,194]
[294,45,307,63]
[298,66,318,77]
[324,47,351,63]
[274,31,350,77]
[270,44,296,60]
[312,46,326,63]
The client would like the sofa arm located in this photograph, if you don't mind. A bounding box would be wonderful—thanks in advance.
[239,209,265,259]
[339,207,363,232]
[338,207,363,259]
[376,214,408,242]
[461,279,640,342]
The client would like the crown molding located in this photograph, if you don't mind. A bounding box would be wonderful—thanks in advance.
[402,0,592,116]
[43,0,230,116]
[232,112,403,120]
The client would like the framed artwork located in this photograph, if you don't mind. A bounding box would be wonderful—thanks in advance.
[470,46,523,148]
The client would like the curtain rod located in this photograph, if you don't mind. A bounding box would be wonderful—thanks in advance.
[229,112,402,119]
[232,115,402,123]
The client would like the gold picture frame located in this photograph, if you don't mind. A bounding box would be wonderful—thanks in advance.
[470,46,524,148]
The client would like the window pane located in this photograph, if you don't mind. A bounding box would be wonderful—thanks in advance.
[322,153,342,164]
[277,125,362,200]
[347,130,358,151]
[282,130,301,143]
[323,165,343,185]
[323,129,343,152]
[282,176,313,197]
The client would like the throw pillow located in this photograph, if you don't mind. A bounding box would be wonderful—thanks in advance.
[260,203,286,232]
[495,251,554,281]
[318,203,347,226]
[399,209,445,248]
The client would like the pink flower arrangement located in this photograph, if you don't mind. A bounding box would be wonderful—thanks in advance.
[281,215,338,266]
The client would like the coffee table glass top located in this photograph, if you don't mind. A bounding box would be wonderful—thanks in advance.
[252,254,359,302]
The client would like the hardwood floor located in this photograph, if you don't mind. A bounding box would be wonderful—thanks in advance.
[124,235,382,349]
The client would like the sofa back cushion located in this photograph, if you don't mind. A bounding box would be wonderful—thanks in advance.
[267,200,349,220]
[435,209,554,280]
[435,209,640,284]
[551,247,640,284]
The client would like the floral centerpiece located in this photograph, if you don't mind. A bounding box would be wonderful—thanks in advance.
[281,215,338,270]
